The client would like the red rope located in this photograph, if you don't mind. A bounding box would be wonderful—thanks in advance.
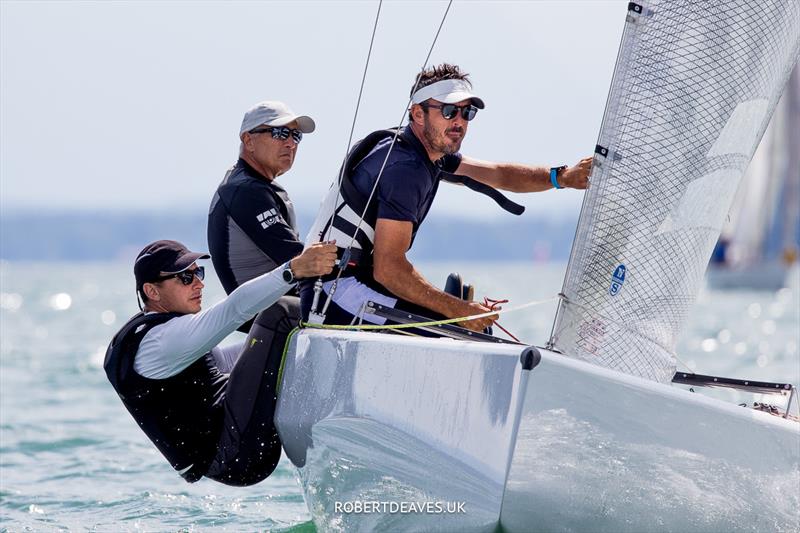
[483,297,521,343]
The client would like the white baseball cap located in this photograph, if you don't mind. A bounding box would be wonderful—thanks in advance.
[239,101,316,136]
[411,79,485,109]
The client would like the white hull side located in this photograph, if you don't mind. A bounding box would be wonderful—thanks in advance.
[501,349,800,533]
[275,330,531,532]
[275,330,800,532]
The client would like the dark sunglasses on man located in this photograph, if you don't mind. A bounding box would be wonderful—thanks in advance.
[420,102,479,121]
[249,126,303,144]
[157,266,205,285]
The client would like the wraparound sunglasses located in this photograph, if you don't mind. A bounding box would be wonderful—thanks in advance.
[420,102,479,121]
[158,266,205,285]
[249,126,303,144]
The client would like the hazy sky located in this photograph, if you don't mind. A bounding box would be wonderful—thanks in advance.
[1,0,626,219]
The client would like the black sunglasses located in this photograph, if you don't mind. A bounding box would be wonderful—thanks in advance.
[249,126,303,144]
[421,102,479,121]
[158,266,205,285]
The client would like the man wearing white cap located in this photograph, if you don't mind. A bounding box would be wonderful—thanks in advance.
[209,101,315,296]
[207,102,315,411]
[302,64,592,332]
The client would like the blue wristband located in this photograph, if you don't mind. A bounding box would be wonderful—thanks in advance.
[550,166,565,189]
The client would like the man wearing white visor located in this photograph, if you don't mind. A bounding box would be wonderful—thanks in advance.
[302,64,591,333]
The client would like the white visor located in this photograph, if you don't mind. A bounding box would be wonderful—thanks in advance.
[411,79,485,109]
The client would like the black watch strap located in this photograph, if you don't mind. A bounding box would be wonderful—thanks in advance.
[282,263,295,283]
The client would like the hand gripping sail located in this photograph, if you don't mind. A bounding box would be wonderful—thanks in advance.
[549,0,800,382]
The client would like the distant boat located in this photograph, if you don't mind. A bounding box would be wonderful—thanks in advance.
[707,66,800,291]
[274,2,800,531]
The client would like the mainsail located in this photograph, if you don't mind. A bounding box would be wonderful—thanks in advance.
[549,0,800,382]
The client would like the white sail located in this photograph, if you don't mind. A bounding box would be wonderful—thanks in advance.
[550,1,800,382]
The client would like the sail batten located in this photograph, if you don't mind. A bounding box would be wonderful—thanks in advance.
[551,0,800,382]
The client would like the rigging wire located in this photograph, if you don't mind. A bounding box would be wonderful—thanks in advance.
[339,0,453,260]
[320,0,454,316]
[322,0,383,243]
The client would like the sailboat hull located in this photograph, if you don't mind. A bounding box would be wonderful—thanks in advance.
[275,329,799,532]
[503,342,799,532]
[706,261,792,291]
[275,330,528,532]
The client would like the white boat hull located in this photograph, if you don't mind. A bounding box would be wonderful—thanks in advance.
[275,330,799,532]
[705,262,790,291]
[502,343,799,532]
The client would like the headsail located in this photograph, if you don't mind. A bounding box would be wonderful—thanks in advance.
[549,0,800,382]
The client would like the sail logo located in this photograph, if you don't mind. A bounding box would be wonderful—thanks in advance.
[609,264,626,296]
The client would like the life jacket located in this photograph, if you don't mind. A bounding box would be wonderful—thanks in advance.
[306,128,525,278]
[104,312,228,482]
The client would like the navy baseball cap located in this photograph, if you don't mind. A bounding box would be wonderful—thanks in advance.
[134,240,210,291]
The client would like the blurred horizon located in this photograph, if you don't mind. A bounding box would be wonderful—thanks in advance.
[0,208,579,263]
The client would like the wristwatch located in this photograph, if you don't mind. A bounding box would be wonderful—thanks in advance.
[282,263,296,283]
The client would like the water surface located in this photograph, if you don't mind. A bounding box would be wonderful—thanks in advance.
[1,261,797,531]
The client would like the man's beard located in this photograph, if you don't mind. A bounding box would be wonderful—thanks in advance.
[423,119,462,155]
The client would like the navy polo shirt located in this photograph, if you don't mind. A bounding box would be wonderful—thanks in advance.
[350,127,462,246]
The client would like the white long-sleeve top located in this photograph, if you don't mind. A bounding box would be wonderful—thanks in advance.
[133,262,292,379]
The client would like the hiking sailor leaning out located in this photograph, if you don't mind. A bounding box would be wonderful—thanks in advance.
[301,63,591,332]
[104,239,336,486]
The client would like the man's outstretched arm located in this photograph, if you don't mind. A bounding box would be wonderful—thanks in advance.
[455,155,592,192]
[135,242,337,379]
[372,218,496,332]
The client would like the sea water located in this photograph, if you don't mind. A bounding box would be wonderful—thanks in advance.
[1,261,798,531]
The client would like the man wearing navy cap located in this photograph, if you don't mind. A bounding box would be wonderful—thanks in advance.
[104,238,336,485]
[303,63,592,332]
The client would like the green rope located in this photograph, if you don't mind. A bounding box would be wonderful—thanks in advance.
[275,298,557,392]
[301,296,558,332]
[302,315,470,331]
[276,327,301,395]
